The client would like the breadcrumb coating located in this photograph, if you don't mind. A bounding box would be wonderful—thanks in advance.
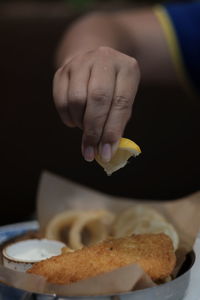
[28,233,176,284]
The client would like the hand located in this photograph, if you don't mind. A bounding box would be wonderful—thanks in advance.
[53,46,140,162]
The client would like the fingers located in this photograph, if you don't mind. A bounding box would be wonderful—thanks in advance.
[99,59,140,160]
[53,67,75,127]
[53,47,141,163]
[67,65,91,129]
[82,62,116,162]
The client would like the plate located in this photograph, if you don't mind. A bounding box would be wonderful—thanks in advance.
[0,221,39,245]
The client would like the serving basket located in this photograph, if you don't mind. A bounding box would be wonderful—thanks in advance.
[0,221,196,300]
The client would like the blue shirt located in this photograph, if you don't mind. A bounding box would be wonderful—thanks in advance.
[155,1,200,96]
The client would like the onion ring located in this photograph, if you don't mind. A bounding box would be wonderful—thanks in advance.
[45,210,83,242]
[45,209,114,250]
[69,210,114,249]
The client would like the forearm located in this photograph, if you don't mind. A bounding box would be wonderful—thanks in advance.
[53,8,178,161]
[53,12,141,161]
[56,12,131,67]
[56,9,177,86]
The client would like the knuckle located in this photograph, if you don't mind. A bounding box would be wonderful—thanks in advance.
[97,46,114,56]
[114,95,131,110]
[62,59,78,72]
[53,69,64,90]
[60,63,69,74]
[68,54,88,70]
[128,58,140,76]
[53,68,62,81]
[90,89,110,104]
[129,57,138,68]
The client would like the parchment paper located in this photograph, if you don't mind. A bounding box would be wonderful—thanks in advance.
[37,171,200,252]
[1,170,200,297]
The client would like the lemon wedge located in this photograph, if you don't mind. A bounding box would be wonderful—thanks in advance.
[95,138,141,175]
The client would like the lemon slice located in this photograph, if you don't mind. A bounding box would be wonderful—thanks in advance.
[95,138,141,175]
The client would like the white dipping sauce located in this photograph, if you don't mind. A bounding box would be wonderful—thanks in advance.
[2,239,66,271]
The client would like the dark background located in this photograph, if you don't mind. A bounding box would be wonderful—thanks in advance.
[0,1,200,225]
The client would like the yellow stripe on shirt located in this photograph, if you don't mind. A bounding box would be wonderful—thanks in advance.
[153,5,196,98]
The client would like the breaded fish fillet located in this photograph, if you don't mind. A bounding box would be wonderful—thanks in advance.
[28,234,176,284]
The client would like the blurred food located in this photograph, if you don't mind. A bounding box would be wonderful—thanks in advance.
[45,209,114,250]
[68,210,114,249]
[45,210,82,243]
[95,137,141,175]
[111,205,179,251]
[44,205,179,252]
[61,246,74,254]
[2,239,66,272]
[28,233,176,284]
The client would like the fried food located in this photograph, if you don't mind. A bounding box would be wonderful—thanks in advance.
[61,246,74,254]
[45,210,114,250]
[111,206,179,250]
[28,233,176,284]
[45,210,82,242]
[69,210,114,249]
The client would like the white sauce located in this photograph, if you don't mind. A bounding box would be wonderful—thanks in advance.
[4,239,65,262]
[13,247,54,260]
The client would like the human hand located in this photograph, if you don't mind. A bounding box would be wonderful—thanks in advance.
[53,46,140,162]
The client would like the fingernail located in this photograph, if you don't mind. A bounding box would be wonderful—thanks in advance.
[83,146,95,162]
[100,143,112,162]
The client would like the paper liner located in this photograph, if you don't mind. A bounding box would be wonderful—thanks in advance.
[1,170,200,297]
[0,265,46,293]
[37,171,200,252]
[0,263,155,296]
[44,264,155,296]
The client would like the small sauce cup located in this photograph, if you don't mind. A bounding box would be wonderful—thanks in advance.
[2,239,66,272]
